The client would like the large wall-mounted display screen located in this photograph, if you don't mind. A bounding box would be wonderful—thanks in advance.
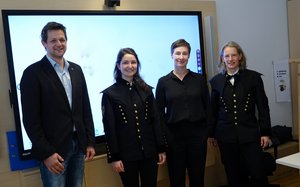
[2,10,205,160]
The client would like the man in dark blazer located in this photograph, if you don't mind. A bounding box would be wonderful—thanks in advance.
[20,22,95,187]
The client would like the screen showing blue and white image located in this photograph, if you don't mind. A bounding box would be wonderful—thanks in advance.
[3,11,205,155]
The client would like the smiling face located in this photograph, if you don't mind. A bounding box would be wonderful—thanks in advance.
[117,53,138,82]
[42,29,67,63]
[172,46,190,69]
[222,46,242,74]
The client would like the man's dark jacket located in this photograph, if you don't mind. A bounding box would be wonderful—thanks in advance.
[20,56,95,161]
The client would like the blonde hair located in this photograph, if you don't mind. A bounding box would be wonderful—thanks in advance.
[217,41,247,73]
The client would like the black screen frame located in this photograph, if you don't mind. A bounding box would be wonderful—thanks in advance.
[2,9,206,160]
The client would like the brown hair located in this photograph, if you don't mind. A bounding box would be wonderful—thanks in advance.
[113,48,148,91]
[41,22,67,42]
[170,39,191,55]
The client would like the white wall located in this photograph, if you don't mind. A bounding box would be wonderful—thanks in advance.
[215,0,292,127]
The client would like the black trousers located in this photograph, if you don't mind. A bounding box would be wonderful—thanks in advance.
[119,156,158,187]
[166,122,208,187]
[218,141,269,187]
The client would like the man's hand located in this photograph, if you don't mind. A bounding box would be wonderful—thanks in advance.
[43,153,64,174]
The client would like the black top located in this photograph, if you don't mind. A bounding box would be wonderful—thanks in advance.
[101,78,165,163]
[155,70,210,126]
[209,69,271,143]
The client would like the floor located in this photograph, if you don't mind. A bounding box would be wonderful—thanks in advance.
[157,166,300,187]
[270,169,300,187]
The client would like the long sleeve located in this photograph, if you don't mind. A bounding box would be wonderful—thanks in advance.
[155,78,167,118]
[149,92,167,153]
[79,67,95,147]
[20,65,56,160]
[208,84,219,138]
[255,76,271,136]
[101,93,121,163]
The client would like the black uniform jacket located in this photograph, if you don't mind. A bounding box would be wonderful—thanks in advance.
[209,69,271,144]
[101,78,165,163]
[20,56,95,161]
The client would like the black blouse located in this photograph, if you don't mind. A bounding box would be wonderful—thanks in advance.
[155,70,210,126]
